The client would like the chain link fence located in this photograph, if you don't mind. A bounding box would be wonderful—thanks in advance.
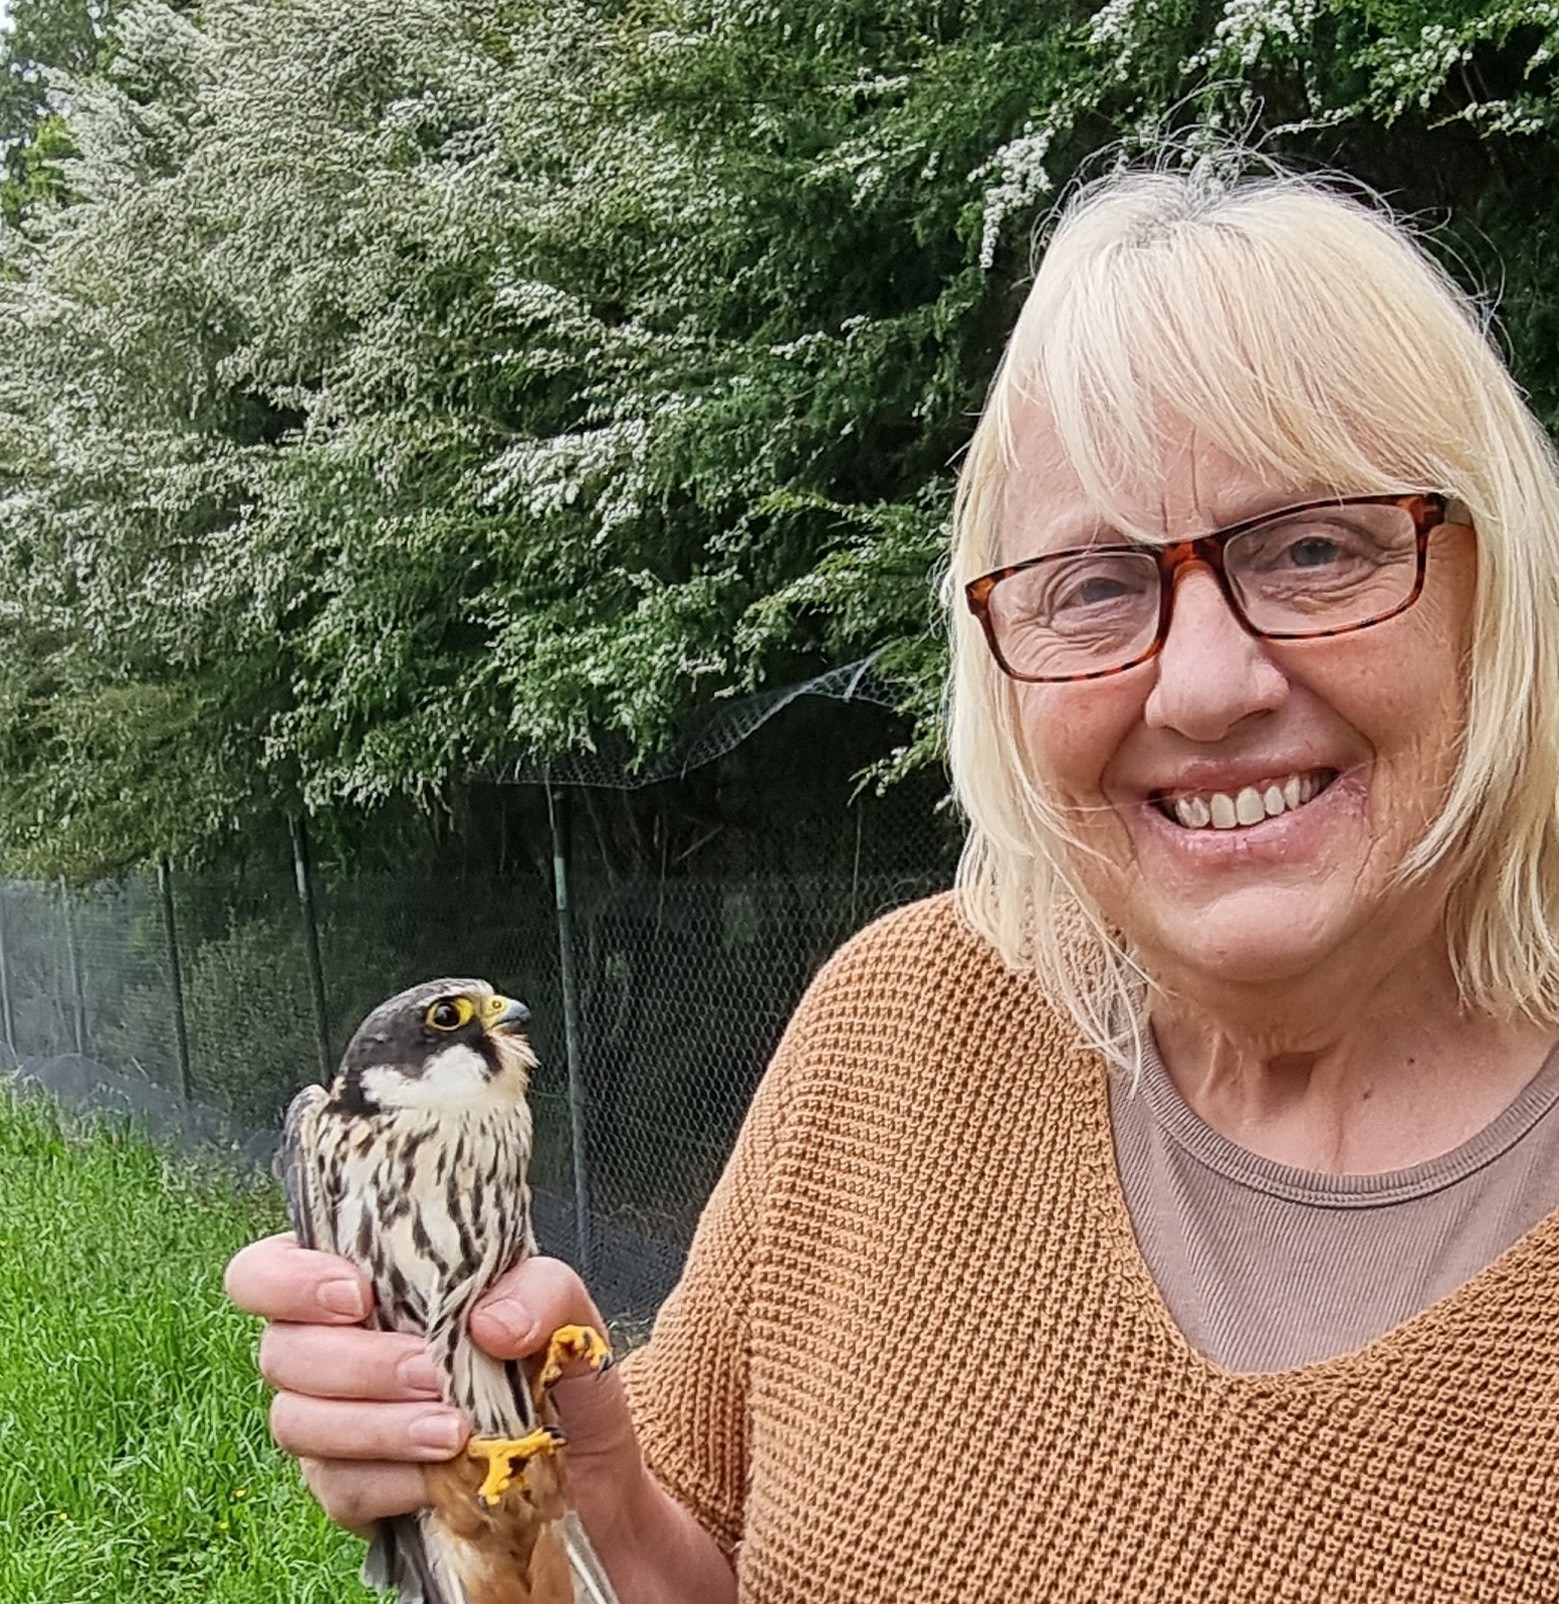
[0,681,958,1324]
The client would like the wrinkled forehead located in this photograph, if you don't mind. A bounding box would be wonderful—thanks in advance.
[980,185,1467,567]
[994,397,1332,563]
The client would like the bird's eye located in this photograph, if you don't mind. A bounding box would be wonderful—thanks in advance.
[426,997,475,1032]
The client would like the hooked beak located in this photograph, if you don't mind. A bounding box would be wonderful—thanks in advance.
[483,994,532,1036]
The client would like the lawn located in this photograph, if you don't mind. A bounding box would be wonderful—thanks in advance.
[0,1089,373,1602]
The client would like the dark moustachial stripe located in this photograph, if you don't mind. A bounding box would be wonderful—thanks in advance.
[327,1073,379,1118]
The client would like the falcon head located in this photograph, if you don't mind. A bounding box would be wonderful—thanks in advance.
[330,977,538,1115]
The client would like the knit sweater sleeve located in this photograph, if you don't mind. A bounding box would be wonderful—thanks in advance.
[617,1021,790,1559]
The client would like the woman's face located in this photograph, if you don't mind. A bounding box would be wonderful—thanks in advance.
[1006,412,1479,994]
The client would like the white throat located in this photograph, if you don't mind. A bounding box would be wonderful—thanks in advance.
[361,1043,521,1114]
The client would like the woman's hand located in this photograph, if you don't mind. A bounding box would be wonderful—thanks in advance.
[224,1232,736,1604]
[224,1233,463,1534]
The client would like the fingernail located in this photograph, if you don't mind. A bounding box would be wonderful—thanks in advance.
[410,1412,466,1456]
[317,1279,366,1320]
[479,1297,537,1350]
[399,1355,444,1397]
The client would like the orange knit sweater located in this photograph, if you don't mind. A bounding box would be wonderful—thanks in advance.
[621,893,1559,1602]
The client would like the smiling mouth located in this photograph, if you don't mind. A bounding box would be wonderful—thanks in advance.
[1152,769,1339,832]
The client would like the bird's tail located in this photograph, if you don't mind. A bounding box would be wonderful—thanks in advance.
[360,1474,621,1603]
[363,1512,463,1603]
[562,1514,620,1604]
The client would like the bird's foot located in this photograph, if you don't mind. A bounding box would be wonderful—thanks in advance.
[538,1322,614,1389]
[466,1425,566,1507]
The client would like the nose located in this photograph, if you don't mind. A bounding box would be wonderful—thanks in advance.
[1143,565,1289,741]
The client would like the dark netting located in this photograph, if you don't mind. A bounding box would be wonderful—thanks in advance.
[0,666,959,1324]
[491,657,901,790]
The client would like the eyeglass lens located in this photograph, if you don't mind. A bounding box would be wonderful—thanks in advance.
[986,501,1421,680]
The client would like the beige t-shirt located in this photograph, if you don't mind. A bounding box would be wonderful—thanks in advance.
[1111,1034,1559,1374]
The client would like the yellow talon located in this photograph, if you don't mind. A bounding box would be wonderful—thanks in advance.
[538,1323,614,1389]
[466,1427,565,1507]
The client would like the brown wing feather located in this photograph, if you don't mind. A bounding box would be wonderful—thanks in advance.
[277,1085,331,1252]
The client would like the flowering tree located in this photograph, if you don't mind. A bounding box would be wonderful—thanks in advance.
[1,0,1557,874]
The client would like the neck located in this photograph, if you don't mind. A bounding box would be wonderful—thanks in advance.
[1146,924,1556,1174]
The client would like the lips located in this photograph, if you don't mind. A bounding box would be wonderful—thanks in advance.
[1152,769,1339,831]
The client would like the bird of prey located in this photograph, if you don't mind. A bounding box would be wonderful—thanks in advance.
[279,977,618,1604]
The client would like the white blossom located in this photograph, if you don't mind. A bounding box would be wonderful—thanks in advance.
[973,123,1056,271]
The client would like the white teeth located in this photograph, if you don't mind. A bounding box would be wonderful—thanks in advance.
[1175,795,1211,829]
[1165,771,1331,832]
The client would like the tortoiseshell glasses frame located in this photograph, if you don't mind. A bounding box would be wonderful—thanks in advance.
[964,491,1456,685]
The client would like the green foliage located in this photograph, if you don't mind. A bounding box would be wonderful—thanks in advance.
[95,907,336,1124]
[3,0,1559,874]
[0,0,119,222]
[0,1091,373,1599]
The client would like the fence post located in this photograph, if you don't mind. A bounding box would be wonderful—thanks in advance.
[59,875,87,1057]
[0,885,14,1054]
[289,815,334,1081]
[849,798,865,928]
[158,859,195,1101]
[547,780,593,1278]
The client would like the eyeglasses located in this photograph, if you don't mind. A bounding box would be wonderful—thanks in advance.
[965,492,1455,683]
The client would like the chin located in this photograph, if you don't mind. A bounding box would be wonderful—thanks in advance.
[1132,891,1352,992]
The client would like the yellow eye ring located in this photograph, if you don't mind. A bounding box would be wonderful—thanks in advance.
[426,996,476,1032]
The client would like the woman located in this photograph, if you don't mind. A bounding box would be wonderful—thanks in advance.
[226,158,1559,1601]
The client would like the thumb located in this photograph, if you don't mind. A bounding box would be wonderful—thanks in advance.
[469,1255,606,1366]
[469,1255,638,1469]
[549,1363,639,1473]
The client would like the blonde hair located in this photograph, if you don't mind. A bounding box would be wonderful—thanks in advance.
[947,159,1559,1060]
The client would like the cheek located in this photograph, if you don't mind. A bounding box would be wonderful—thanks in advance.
[1371,532,1475,785]
[1375,680,1467,846]
[1311,625,1468,806]
[1016,681,1145,806]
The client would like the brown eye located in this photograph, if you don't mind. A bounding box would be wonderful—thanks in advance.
[426,997,474,1032]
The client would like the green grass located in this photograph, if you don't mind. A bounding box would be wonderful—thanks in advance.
[0,1090,374,1602]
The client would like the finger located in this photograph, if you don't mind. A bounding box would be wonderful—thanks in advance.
[468,1255,606,1366]
[225,1232,374,1324]
[270,1391,469,1464]
[299,1456,430,1537]
[259,1323,444,1402]
[548,1366,639,1471]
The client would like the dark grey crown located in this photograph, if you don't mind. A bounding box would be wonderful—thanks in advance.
[338,976,494,1078]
